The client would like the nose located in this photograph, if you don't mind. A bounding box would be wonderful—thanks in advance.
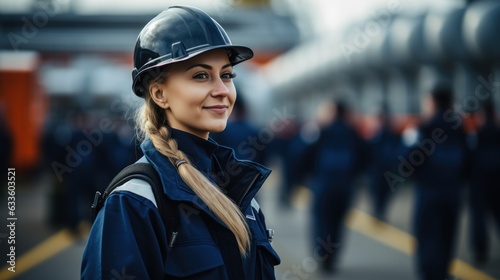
[211,77,230,98]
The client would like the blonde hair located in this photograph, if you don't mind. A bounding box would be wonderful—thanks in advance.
[135,73,250,255]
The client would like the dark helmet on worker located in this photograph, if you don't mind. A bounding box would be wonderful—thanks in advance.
[131,5,254,97]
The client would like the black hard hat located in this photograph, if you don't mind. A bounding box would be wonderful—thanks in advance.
[132,5,254,97]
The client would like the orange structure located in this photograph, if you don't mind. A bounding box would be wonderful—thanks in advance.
[0,51,47,170]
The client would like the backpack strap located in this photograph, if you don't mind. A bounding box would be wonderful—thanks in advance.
[91,162,178,237]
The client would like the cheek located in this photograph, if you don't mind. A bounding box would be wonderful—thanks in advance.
[171,91,204,110]
[227,94,236,114]
[229,90,237,105]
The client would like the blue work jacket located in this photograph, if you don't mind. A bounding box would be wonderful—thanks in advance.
[413,112,470,191]
[298,119,369,194]
[81,129,280,279]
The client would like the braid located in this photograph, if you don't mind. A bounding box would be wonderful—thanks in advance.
[136,94,251,255]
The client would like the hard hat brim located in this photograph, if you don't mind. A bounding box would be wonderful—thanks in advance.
[132,44,253,97]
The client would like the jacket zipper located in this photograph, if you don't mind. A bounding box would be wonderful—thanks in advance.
[237,174,260,206]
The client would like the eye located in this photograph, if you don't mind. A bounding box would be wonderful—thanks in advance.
[193,72,209,80]
[221,72,237,80]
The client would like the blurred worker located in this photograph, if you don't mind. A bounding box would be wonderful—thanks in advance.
[279,120,314,208]
[296,98,368,273]
[468,99,500,264]
[411,83,470,280]
[104,117,142,181]
[0,105,12,195]
[65,111,100,232]
[41,112,73,226]
[367,110,405,220]
[281,101,336,208]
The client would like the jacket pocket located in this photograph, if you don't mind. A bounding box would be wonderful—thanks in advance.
[256,240,281,279]
[165,242,225,279]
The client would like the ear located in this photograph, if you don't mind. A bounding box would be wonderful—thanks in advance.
[150,83,169,109]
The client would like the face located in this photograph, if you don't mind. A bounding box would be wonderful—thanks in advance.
[421,94,435,120]
[151,49,237,139]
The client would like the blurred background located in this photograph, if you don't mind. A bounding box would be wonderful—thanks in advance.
[0,0,499,279]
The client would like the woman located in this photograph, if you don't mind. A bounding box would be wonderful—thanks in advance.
[81,6,280,279]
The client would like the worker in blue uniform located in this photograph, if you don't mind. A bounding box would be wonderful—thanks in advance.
[367,111,405,220]
[468,100,500,264]
[296,99,368,273]
[412,83,470,280]
[81,6,279,279]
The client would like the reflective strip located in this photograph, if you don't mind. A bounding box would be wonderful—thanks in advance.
[112,178,157,208]
[250,198,260,213]
[246,208,256,220]
[137,156,148,163]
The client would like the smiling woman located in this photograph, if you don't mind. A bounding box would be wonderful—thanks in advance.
[149,50,237,139]
[81,5,280,280]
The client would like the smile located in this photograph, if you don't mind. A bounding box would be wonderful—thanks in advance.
[203,105,228,114]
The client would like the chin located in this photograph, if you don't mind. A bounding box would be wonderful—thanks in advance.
[208,122,227,133]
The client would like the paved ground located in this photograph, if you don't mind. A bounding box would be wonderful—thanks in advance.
[0,164,499,280]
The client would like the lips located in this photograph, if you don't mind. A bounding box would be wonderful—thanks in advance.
[203,105,228,114]
[204,105,228,109]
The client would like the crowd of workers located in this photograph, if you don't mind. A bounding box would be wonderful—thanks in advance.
[272,84,500,279]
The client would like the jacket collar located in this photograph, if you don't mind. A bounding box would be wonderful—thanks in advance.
[140,131,271,219]
[169,128,218,173]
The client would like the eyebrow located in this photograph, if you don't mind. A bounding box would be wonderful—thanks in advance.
[185,63,232,71]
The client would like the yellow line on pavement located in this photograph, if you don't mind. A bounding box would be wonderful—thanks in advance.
[450,259,497,280]
[0,229,76,279]
[346,208,496,280]
[345,208,417,255]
